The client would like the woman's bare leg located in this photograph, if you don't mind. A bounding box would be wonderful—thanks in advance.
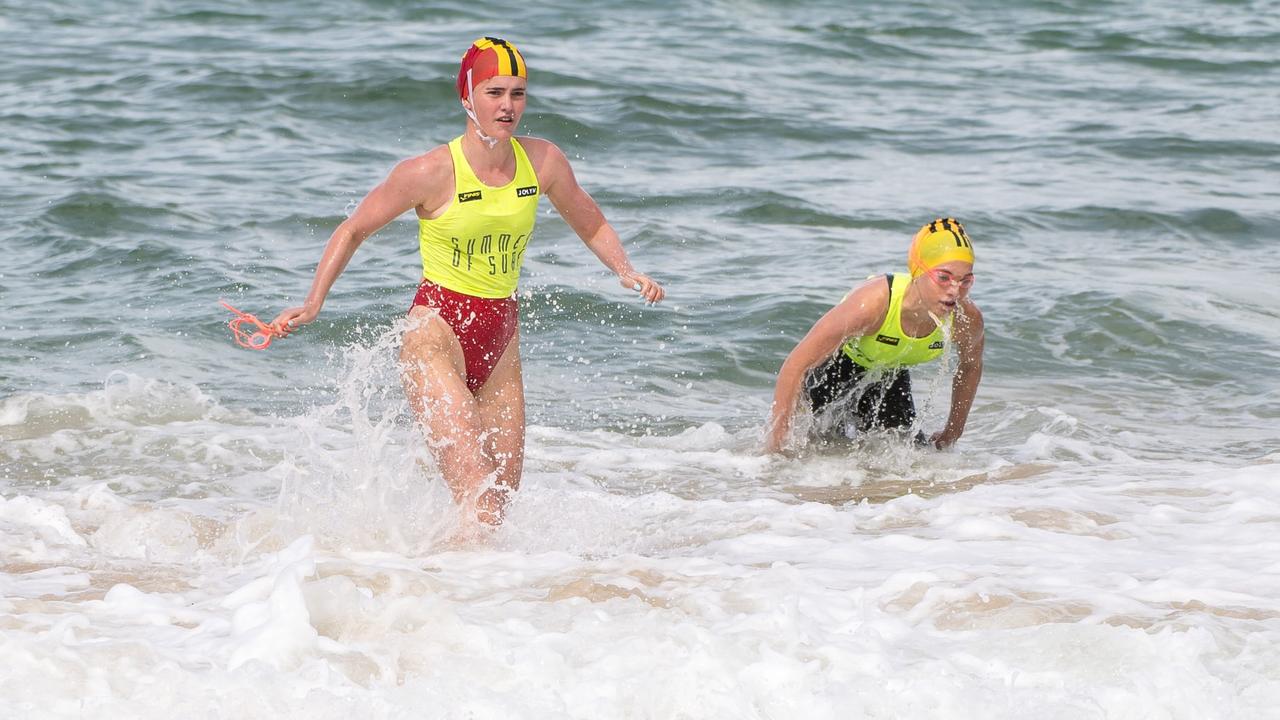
[399,307,499,519]
[472,329,525,524]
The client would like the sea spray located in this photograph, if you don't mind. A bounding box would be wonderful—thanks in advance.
[274,319,460,555]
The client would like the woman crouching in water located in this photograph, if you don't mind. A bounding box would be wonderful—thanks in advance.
[766,218,983,453]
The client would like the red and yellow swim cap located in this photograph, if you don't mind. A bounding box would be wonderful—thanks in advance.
[908,217,975,277]
[456,37,527,101]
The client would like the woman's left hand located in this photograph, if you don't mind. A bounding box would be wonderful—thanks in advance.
[930,430,960,450]
[620,272,665,304]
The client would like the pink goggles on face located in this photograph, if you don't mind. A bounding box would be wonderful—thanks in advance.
[926,268,975,289]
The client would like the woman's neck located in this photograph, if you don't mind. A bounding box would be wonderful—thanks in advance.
[460,130,515,182]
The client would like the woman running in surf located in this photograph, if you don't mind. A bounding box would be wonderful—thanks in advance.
[766,218,983,453]
[271,37,664,525]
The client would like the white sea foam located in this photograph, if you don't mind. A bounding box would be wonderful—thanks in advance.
[3,352,1279,717]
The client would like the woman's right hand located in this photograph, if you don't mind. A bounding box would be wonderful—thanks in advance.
[270,304,318,338]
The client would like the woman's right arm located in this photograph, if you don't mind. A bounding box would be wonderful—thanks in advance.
[765,281,888,453]
[271,150,449,334]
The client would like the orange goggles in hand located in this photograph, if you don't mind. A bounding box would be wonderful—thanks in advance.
[220,300,281,350]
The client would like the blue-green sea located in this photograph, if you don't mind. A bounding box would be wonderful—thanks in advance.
[2,2,1279,718]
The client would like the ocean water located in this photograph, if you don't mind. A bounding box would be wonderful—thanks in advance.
[3,0,1280,717]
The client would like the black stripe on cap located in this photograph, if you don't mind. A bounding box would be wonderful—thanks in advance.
[487,37,523,76]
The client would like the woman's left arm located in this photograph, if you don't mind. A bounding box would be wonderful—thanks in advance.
[932,299,985,449]
[533,139,665,303]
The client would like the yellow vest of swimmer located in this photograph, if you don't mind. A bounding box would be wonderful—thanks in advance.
[418,136,539,298]
[841,273,949,368]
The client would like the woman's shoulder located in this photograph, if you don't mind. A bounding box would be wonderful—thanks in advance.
[514,134,557,151]
[830,274,892,319]
[514,136,573,188]
[389,144,454,183]
[400,143,453,169]
[846,273,893,302]
[952,297,985,349]
[514,135,568,164]
[958,296,983,322]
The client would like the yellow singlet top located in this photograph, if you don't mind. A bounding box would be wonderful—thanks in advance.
[841,273,950,369]
[418,136,540,298]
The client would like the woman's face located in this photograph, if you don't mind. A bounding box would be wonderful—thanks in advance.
[466,76,527,139]
[917,260,975,314]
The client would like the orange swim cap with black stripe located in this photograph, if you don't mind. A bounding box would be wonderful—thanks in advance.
[456,37,527,101]
[908,217,975,277]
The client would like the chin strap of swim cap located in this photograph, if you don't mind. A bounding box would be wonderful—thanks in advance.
[463,68,499,149]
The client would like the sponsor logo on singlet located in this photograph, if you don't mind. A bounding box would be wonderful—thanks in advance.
[876,334,900,346]
[515,185,538,198]
[458,190,483,203]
